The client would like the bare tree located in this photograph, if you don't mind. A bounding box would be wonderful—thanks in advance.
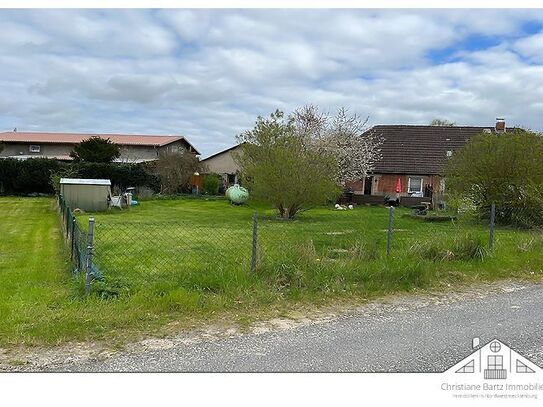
[155,150,202,194]
[430,118,455,126]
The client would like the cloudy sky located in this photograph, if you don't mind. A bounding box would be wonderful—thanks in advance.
[1,9,543,156]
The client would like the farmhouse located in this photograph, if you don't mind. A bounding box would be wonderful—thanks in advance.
[0,131,200,163]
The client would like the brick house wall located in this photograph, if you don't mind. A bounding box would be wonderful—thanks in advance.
[373,173,442,196]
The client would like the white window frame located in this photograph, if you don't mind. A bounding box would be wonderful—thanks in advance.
[408,177,423,194]
[488,355,503,370]
[29,144,41,153]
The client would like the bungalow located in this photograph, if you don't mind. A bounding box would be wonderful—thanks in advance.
[198,119,510,205]
[348,119,509,206]
[0,130,200,163]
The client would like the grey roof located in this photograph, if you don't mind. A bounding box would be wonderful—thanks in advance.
[367,125,499,175]
[60,178,111,186]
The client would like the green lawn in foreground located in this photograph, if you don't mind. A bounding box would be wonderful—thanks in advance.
[1,196,542,348]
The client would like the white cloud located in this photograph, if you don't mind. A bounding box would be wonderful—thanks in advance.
[1,9,543,156]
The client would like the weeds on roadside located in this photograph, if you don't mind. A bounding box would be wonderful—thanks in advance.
[411,233,488,262]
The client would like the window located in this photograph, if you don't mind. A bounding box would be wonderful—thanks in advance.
[487,355,503,370]
[516,359,535,373]
[408,177,423,194]
[29,145,41,153]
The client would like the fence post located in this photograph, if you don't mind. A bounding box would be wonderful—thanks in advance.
[85,217,95,295]
[71,217,76,262]
[251,212,258,272]
[386,206,394,257]
[489,202,496,250]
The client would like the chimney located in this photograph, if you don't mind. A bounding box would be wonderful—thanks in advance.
[495,118,506,133]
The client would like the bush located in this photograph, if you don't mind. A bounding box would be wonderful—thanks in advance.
[77,162,159,192]
[203,174,220,195]
[0,158,61,194]
[445,129,543,228]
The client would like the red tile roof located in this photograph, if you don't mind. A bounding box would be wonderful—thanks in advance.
[0,131,200,153]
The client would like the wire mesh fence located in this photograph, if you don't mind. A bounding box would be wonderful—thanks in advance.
[58,194,89,276]
[57,195,541,295]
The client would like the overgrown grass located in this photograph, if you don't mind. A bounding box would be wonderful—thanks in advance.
[1,196,542,348]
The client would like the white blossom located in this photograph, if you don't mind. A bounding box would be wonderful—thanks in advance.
[293,105,383,185]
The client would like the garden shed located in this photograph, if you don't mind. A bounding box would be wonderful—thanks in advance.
[60,178,112,211]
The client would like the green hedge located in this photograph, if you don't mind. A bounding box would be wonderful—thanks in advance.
[0,158,160,195]
[77,162,159,192]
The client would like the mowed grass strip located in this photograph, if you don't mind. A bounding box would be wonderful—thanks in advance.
[1,196,543,348]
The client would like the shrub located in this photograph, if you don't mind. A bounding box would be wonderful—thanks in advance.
[445,129,543,228]
[50,165,79,194]
[154,150,202,194]
[203,174,220,195]
[236,109,341,219]
[78,162,159,192]
[0,158,62,194]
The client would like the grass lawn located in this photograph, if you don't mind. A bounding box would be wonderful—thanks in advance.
[1,196,542,348]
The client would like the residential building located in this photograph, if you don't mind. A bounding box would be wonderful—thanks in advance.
[0,131,200,162]
[347,119,510,205]
[200,143,243,189]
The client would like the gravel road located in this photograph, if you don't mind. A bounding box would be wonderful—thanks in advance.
[54,280,543,372]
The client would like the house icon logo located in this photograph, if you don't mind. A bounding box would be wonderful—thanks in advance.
[445,338,541,379]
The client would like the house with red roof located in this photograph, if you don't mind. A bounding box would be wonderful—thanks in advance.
[0,131,200,163]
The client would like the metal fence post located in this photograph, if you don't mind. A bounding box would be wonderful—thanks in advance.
[489,202,496,250]
[386,206,394,257]
[85,217,95,295]
[71,217,76,261]
[251,212,258,272]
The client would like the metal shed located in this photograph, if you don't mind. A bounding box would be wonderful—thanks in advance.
[60,178,112,212]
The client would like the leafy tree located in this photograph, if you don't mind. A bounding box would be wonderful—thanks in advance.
[70,136,121,163]
[235,110,341,219]
[445,129,543,227]
[155,150,202,194]
[430,118,455,126]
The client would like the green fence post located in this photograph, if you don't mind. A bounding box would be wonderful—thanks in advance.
[251,212,258,272]
[85,217,95,295]
[386,206,394,257]
[71,217,76,261]
[489,202,496,250]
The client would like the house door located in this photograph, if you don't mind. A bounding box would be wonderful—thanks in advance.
[364,177,373,195]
